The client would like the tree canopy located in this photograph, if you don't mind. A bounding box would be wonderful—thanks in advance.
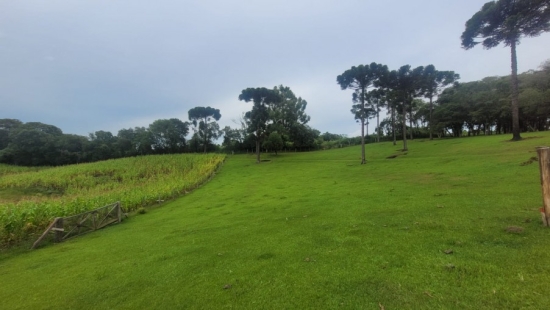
[337,63,388,164]
[461,0,550,140]
[188,106,222,153]
[238,87,283,163]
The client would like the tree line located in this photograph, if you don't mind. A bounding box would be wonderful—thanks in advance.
[338,0,550,163]
[0,85,329,166]
[0,118,190,166]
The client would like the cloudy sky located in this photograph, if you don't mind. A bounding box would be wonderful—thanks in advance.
[2,0,549,138]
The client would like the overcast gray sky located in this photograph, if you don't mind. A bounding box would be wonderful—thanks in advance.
[1,0,549,138]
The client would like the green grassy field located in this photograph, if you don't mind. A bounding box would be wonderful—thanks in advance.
[1,133,550,309]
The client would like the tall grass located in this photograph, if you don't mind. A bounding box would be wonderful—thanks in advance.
[0,154,225,245]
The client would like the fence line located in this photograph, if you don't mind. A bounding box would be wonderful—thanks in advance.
[31,202,124,249]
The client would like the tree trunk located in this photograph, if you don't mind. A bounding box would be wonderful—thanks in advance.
[255,132,261,163]
[376,108,380,143]
[391,105,396,146]
[429,96,434,140]
[510,41,522,141]
[409,106,413,140]
[402,101,408,151]
[360,117,366,164]
[204,117,208,153]
[360,88,366,164]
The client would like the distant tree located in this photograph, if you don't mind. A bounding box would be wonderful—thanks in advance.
[321,132,343,141]
[365,89,386,143]
[337,63,387,164]
[270,85,311,149]
[238,87,282,163]
[88,130,117,161]
[289,124,319,150]
[263,131,284,155]
[0,122,63,166]
[117,128,138,157]
[188,132,202,153]
[221,126,246,153]
[0,119,23,150]
[461,0,550,141]
[148,119,189,154]
[56,134,88,164]
[188,106,222,153]
[383,65,424,151]
[420,65,459,140]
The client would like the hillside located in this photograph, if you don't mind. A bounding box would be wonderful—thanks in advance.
[1,133,550,309]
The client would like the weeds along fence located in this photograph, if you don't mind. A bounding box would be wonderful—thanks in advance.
[31,202,124,249]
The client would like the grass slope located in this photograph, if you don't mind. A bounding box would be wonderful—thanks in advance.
[1,133,550,309]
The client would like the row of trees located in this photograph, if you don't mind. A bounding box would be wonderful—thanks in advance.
[337,0,550,164]
[336,59,550,163]
[461,0,550,141]
[0,118,191,166]
[337,63,459,163]
[0,85,323,166]
[0,106,225,166]
[430,63,550,137]
[374,61,550,138]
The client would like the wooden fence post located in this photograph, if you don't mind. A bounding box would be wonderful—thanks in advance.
[117,202,122,223]
[537,147,550,227]
[54,217,64,242]
[31,218,59,249]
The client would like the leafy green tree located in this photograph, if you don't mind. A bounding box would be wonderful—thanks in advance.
[221,126,246,153]
[263,131,284,155]
[188,106,222,153]
[56,134,89,164]
[289,124,319,150]
[0,122,63,166]
[88,130,117,161]
[148,119,189,154]
[337,63,387,164]
[238,87,282,163]
[117,128,138,157]
[420,65,459,140]
[270,85,311,149]
[384,65,424,151]
[0,119,22,150]
[365,89,386,143]
[461,0,550,141]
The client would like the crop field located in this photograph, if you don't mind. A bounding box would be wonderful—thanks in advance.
[2,132,550,309]
[0,154,225,246]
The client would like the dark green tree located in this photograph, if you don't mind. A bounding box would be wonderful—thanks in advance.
[0,122,63,166]
[88,130,117,161]
[420,65,460,140]
[461,0,550,141]
[188,106,222,153]
[337,63,387,164]
[238,87,282,163]
[0,119,23,150]
[148,119,189,154]
[270,85,311,149]
[263,131,284,155]
[384,65,424,151]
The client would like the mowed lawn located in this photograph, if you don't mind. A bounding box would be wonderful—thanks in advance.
[2,132,550,309]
